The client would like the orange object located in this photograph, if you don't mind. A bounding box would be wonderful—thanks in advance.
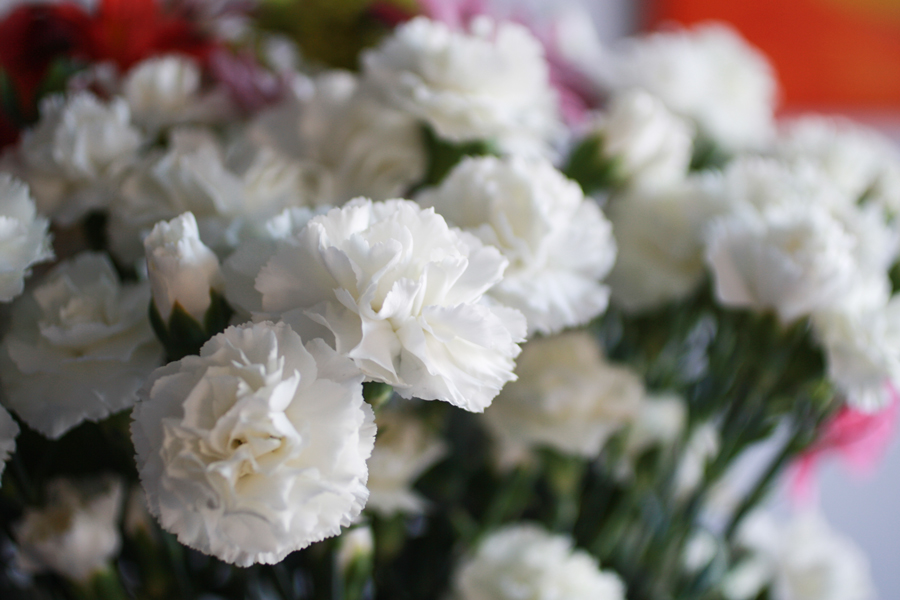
[649,0,900,110]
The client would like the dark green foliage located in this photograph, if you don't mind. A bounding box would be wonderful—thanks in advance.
[413,125,498,192]
[149,291,234,362]
[563,134,619,195]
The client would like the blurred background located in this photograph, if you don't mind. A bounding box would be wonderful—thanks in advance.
[499,0,900,597]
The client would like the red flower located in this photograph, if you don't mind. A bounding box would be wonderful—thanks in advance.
[85,0,215,70]
[0,0,216,120]
[0,3,92,112]
[366,2,419,28]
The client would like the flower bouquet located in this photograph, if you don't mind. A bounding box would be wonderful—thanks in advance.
[0,1,893,599]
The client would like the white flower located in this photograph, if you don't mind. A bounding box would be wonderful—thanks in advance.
[110,128,320,264]
[14,476,124,582]
[0,252,162,439]
[674,422,719,498]
[0,174,54,301]
[19,91,142,224]
[256,198,526,412]
[251,71,426,204]
[595,89,694,189]
[453,524,625,600]
[0,405,19,485]
[706,204,860,323]
[623,393,687,460]
[611,24,777,152]
[362,16,562,156]
[144,212,224,323]
[607,173,726,312]
[709,158,897,316]
[131,321,375,567]
[723,512,875,600]
[684,530,720,573]
[717,157,849,213]
[222,207,331,318]
[814,297,900,412]
[337,526,374,572]
[124,55,231,131]
[776,116,900,204]
[484,331,644,465]
[418,156,616,335]
[326,93,427,202]
[234,143,332,224]
[366,408,447,515]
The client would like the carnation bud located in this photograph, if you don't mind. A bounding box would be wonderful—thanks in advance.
[337,526,375,600]
[144,212,231,360]
[337,526,374,573]
[145,212,224,323]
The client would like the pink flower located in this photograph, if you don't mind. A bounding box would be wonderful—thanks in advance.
[208,48,283,113]
[419,0,488,30]
[789,385,899,504]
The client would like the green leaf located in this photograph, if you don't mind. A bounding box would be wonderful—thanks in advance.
[149,300,171,350]
[166,302,210,360]
[414,125,498,191]
[150,290,236,362]
[562,134,618,195]
[363,382,393,409]
[689,136,729,171]
[203,289,234,338]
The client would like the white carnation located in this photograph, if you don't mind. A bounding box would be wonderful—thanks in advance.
[0,252,162,439]
[256,198,526,412]
[131,321,375,567]
[234,143,332,223]
[362,16,562,156]
[596,88,695,189]
[611,23,777,152]
[222,207,331,318]
[19,91,142,224]
[706,204,860,324]
[454,524,625,600]
[0,404,18,485]
[144,212,224,323]
[776,116,900,204]
[814,297,900,412]
[366,408,447,516]
[110,128,320,264]
[418,156,616,335]
[249,71,426,204]
[253,71,426,203]
[485,331,644,466]
[607,173,726,312]
[0,174,54,301]
[124,55,231,131]
[710,158,896,316]
[14,476,124,582]
[717,157,849,213]
[723,512,875,600]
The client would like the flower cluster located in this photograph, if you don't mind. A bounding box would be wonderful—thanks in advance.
[0,2,888,599]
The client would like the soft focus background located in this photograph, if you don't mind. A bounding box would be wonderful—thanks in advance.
[500,0,900,597]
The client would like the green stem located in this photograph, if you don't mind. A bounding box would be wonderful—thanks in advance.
[480,465,537,536]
